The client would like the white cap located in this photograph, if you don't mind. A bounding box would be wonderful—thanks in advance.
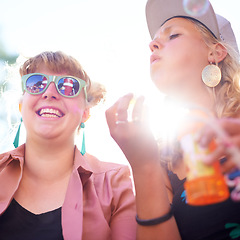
[146,0,238,53]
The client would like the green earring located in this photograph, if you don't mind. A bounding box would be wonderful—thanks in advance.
[80,122,86,155]
[13,118,23,148]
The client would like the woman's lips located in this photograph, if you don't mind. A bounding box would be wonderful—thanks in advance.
[36,107,64,118]
[150,54,161,64]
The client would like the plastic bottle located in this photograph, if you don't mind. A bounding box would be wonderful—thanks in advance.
[179,109,229,206]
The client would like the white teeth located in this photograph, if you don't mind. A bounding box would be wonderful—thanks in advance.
[39,108,63,117]
[41,113,59,118]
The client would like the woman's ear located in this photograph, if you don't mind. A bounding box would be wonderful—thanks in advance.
[82,108,90,123]
[208,43,228,63]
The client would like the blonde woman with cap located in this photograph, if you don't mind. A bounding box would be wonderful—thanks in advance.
[0,51,137,240]
[106,0,240,239]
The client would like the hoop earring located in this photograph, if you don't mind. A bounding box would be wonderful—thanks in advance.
[13,118,23,148]
[80,122,86,155]
[202,63,221,88]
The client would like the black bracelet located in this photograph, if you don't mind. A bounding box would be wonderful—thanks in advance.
[136,206,173,226]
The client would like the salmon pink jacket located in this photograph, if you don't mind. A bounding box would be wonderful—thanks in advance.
[0,144,137,240]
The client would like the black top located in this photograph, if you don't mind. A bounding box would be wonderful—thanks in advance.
[0,199,64,240]
[168,170,240,240]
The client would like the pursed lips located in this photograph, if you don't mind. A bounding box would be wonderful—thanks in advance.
[150,54,161,64]
[37,107,64,118]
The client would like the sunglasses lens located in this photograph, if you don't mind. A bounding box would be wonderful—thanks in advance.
[57,77,80,97]
[26,75,48,94]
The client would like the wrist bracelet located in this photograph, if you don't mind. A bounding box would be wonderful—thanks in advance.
[136,206,173,226]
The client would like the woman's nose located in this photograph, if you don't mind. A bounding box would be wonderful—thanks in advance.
[149,38,162,52]
[42,82,59,100]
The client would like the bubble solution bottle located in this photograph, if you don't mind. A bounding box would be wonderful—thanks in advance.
[179,110,229,206]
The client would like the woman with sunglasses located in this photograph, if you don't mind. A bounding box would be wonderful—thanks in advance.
[106,0,240,239]
[0,51,136,240]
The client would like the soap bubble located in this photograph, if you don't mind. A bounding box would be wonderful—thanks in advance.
[183,0,210,17]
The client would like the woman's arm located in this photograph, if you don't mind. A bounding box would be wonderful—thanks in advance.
[105,94,181,240]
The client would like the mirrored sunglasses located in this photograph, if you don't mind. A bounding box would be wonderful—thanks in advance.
[21,73,87,99]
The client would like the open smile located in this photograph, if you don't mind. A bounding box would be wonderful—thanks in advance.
[36,107,64,118]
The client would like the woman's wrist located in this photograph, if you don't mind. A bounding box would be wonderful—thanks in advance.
[136,205,173,226]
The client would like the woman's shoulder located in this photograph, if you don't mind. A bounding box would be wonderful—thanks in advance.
[84,153,134,198]
[85,152,131,175]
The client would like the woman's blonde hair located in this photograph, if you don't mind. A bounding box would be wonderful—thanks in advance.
[19,51,106,108]
[160,19,240,170]
[192,19,240,118]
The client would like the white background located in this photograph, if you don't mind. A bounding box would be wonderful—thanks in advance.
[0,0,239,165]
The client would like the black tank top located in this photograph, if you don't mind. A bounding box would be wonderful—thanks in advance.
[168,170,240,240]
[0,198,64,240]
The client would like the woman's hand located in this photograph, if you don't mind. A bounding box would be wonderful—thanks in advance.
[105,93,159,171]
[197,118,240,173]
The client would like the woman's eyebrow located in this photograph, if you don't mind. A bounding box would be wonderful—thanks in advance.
[153,25,174,40]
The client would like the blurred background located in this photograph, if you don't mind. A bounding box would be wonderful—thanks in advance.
[0,0,239,165]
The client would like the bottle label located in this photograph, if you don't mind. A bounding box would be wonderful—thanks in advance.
[180,133,215,180]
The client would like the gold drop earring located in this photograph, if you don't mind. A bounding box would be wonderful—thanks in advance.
[202,62,221,87]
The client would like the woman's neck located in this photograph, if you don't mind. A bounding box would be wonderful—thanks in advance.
[14,139,75,214]
[23,138,75,183]
[170,86,215,113]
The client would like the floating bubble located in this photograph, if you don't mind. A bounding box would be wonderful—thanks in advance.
[183,0,210,17]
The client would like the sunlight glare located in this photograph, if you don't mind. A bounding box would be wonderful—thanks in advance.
[148,97,189,143]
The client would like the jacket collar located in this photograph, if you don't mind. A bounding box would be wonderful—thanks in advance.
[1,144,93,185]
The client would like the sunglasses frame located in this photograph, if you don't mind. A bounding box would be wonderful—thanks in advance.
[21,73,88,99]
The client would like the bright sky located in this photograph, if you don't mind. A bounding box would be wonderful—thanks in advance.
[0,0,239,165]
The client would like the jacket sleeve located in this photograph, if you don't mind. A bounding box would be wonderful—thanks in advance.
[109,165,137,240]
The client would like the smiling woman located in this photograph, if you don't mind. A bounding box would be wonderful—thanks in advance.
[0,51,137,240]
[0,0,238,166]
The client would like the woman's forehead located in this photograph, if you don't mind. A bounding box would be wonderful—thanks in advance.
[154,17,198,38]
[35,64,68,75]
